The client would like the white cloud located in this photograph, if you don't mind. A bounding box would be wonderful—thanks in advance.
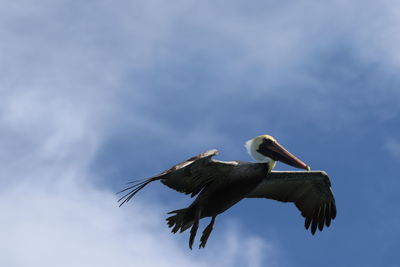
[0,1,277,266]
[0,53,273,267]
[3,0,400,266]
[0,178,275,267]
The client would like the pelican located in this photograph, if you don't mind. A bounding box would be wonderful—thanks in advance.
[118,135,336,249]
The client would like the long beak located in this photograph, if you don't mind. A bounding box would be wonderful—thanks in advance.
[260,141,310,171]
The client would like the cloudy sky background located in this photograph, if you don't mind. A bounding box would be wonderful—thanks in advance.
[1,1,400,266]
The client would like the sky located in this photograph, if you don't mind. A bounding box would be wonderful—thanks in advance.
[1,0,400,266]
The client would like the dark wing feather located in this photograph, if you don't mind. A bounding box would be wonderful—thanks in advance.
[246,171,336,234]
[118,149,235,206]
[159,149,222,196]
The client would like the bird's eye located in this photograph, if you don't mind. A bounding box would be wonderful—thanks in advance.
[263,138,273,146]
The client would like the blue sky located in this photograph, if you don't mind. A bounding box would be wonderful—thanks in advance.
[1,1,400,266]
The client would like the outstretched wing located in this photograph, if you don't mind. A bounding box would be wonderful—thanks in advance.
[247,171,336,234]
[118,149,236,206]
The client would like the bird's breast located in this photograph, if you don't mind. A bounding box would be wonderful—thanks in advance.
[195,163,268,217]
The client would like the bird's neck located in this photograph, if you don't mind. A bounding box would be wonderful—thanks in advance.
[255,161,276,174]
[267,160,276,172]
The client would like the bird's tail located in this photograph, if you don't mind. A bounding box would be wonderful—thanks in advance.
[166,208,195,233]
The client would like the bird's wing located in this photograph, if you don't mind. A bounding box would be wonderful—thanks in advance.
[159,149,236,196]
[246,171,336,234]
[118,149,236,206]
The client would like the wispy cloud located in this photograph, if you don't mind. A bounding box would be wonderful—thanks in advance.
[0,1,278,266]
[0,179,275,267]
[3,0,400,266]
[0,46,273,267]
[0,99,274,267]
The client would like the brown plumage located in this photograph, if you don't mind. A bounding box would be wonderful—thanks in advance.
[118,135,336,249]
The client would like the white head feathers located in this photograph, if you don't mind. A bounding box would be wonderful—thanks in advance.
[245,135,273,163]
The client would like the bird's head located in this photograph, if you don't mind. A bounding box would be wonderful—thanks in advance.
[245,134,310,171]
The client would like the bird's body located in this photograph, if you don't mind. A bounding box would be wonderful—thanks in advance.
[189,161,268,217]
[119,135,336,249]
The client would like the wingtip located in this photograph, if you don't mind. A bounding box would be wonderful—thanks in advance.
[304,217,312,229]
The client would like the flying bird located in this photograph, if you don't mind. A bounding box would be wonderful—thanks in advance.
[118,135,336,249]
